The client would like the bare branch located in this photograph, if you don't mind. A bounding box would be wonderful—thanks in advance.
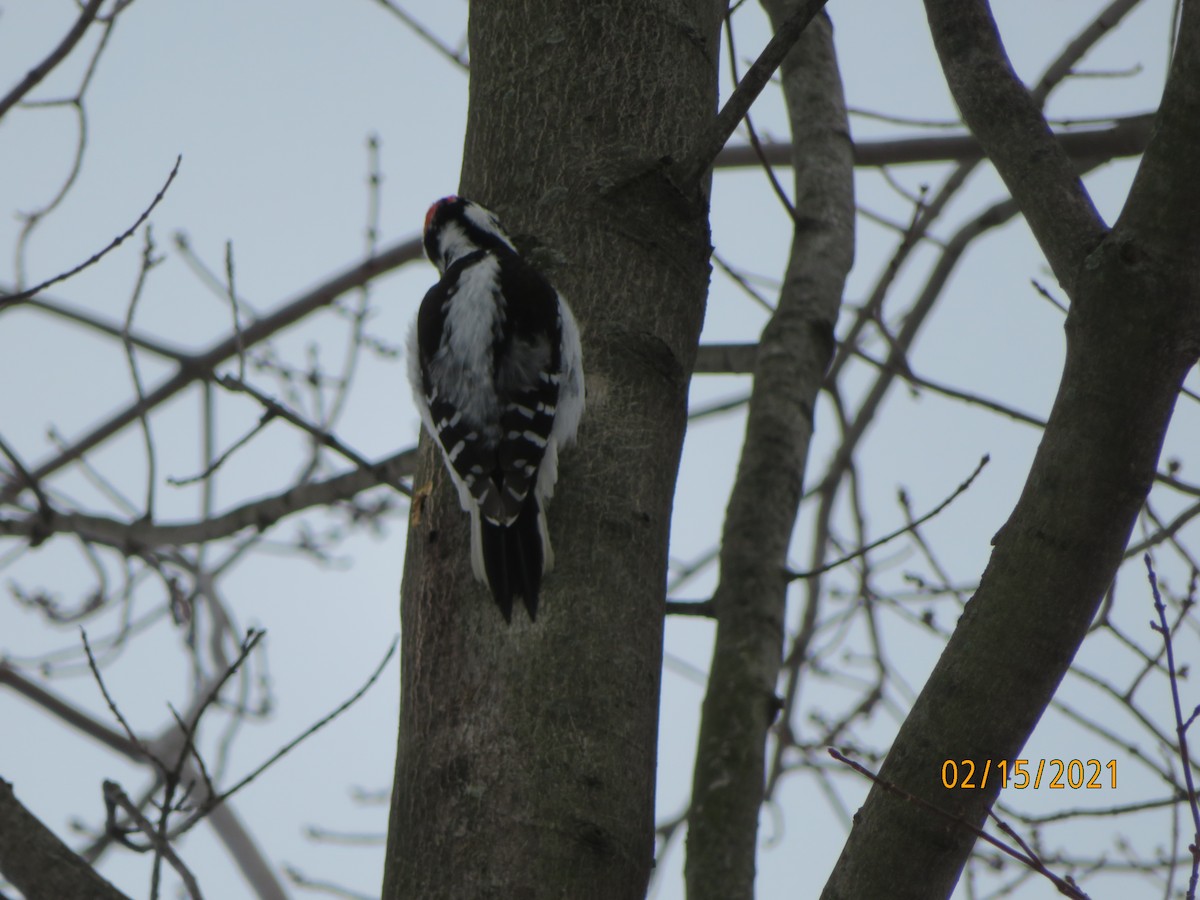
[829,749,1091,900]
[81,628,158,771]
[1145,555,1200,895]
[922,0,1108,293]
[0,155,182,310]
[686,8,851,897]
[2,236,423,497]
[173,637,398,839]
[16,291,190,361]
[216,375,412,495]
[0,0,104,121]
[683,0,830,185]
[0,446,415,550]
[0,778,131,900]
[1030,0,1147,105]
[367,0,468,69]
[790,456,989,581]
[715,113,1153,169]
[103,780,203,900]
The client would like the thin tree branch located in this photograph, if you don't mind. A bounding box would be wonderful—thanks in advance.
[103,780,203,900]
[366,0,468,69]
[0,662,287,900]
[0,778,132,900]
[0,236,423,499]
[216,375,412,495]
[0,155,182,310]
[0,0,104,121]
[683,0,830,185]
[828,750,1090,900]
[172,637,398,839]
[0,446,415,550]
[788,455,989,581]
[1145,555,1200,896]
[714,113,1153,169]
[14,291,191,361]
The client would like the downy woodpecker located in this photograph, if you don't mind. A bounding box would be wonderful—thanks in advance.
[408,196,584,622]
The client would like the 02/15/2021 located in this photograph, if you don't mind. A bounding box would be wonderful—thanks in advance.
[940,758,1117,790]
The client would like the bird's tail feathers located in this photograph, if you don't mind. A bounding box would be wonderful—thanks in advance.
[478,496,548,622]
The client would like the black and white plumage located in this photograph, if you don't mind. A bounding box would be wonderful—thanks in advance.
[407,196,584,622]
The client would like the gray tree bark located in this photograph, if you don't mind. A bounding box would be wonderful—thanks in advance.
[0,779,131,900]
[821,2,1200,896]
[383,3,723,898]
[685,8,853,900]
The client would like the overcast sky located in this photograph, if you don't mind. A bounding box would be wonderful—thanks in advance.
[1,2,1194,898]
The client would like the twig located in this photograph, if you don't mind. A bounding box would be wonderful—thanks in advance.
[712,253,775,312]
[722,10,796,219]
[123,226,164,517]
[851,348,1046,428]
[173,637,398,838]
[1146,554,1200,897]
[787,455,989,581]
[167,629,266,801]
[683,0,830,184]
[168,412,276,487]
[1031,278,1070,314]
[3,236,424,498]
[103,780,204,900]
[18,292,189,361]
[714,112,1154,169]
[0,433,53,538]
[225,241,247,382]
[828,748,1090,899]
[366,0,468,69]
[217,375,411,495]
[81,628,159,771]
[0,156,182,309]
[0,0,104,120]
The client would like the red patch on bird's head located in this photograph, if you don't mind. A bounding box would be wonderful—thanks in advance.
[425,196,458,233]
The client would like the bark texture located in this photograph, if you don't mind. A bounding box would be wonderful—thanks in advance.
[684,8,853,900]
[383,3,722,898]
[0,779,130,900]
[821,2,1200,897]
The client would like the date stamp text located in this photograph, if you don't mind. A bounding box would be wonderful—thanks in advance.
[940,759,1117,790]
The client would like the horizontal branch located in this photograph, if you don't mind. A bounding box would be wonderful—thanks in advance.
[1,237,423,500]
[692,342,757,374]
[10,291,191,362]
[715,113,1153,169]
[0,447,416,552]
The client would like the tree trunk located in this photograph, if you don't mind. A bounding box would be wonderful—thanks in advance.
[685,8,853,899]
[822,2,1200,896]
[383,3,722,898]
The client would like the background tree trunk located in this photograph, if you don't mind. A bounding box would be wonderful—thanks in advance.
[383,3,723,898]
[685,8,853,899]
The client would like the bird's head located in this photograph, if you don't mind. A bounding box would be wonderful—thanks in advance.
[423,196,518,274]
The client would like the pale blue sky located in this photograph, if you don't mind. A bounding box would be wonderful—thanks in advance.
[1,2,1193,898]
